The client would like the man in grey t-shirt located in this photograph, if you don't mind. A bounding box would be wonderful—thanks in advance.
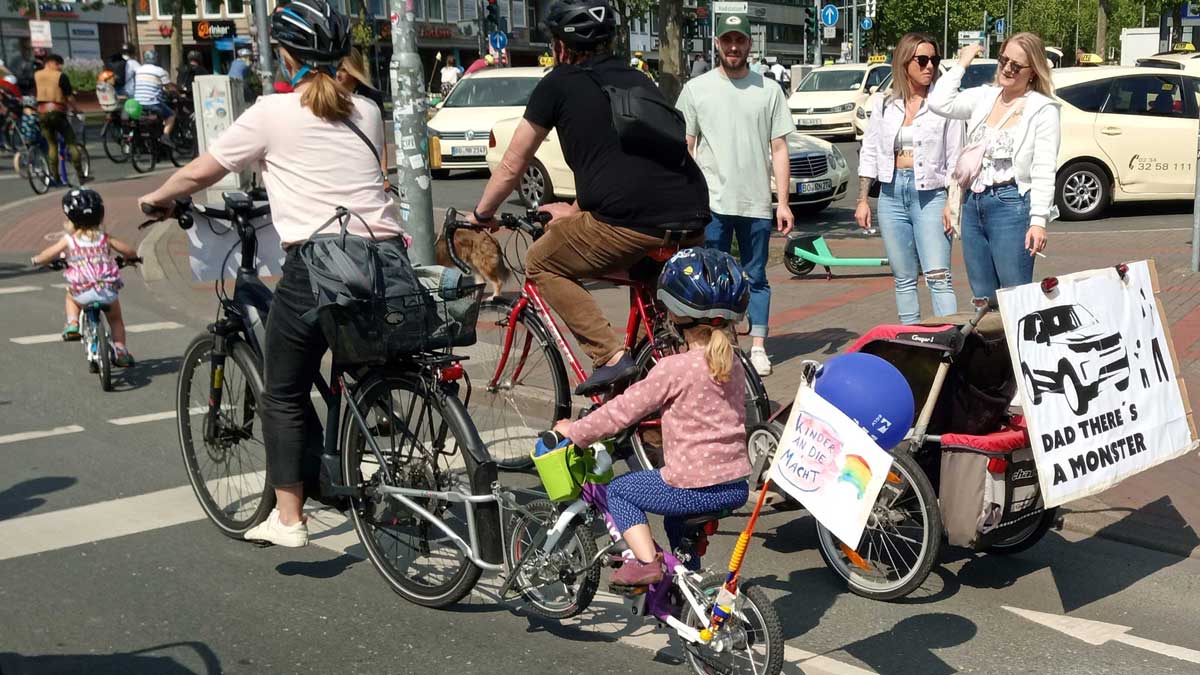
[676,14,794,377]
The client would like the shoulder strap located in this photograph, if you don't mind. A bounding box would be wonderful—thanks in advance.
[342,116,382,170]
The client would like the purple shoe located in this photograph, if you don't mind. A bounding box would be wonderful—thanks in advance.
[610,552,663,587]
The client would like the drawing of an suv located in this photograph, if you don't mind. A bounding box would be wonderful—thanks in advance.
[1017,304,1130,415]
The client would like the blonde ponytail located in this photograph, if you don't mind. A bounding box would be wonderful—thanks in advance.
[301,70,354,122]
[696,325,735,383]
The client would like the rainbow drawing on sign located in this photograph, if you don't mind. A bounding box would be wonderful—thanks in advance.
[838,455,872,499]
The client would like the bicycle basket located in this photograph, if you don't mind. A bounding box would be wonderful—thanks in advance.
[531,442,615,502]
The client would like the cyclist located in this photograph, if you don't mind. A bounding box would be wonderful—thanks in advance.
[34,53,84,185]
[30,189,138,366]
[468,0,710,396]
[139,0,406,548]
[134,50,176,145]
[554,248,751,585]
[177,50,209,99]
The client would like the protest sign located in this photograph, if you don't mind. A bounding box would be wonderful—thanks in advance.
[768,386,894,548]
[997,261,1196,507]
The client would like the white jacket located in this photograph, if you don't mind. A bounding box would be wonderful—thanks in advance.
[929,64,1061,227]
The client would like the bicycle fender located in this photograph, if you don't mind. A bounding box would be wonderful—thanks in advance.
[441,392,503,565]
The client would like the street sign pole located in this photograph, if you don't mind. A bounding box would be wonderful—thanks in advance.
[1192,129,1200,272]
[252,0,275,96]
[852,0,858,63]
[389,0,435,265]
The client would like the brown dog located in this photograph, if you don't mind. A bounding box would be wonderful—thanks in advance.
[435,228,510,299]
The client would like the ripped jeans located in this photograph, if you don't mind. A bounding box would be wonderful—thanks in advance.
[877,169,957,324]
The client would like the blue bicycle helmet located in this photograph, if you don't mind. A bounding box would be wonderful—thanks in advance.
[657,247,750,325]
[813,352,915,451]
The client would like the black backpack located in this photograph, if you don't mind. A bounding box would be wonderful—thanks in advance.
[105,55,127,91]
[579,65,688,164]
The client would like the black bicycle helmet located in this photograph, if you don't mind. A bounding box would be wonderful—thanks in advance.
[543,0,617,48]
[62,188,105,229]
[271,0,351,68]
[657,248,750,325]
[187,50,202,63]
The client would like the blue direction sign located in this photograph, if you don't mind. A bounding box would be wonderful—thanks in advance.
[489,31,508,51]
[820,3,839,27]
[994,18,1006,34]
[860,17,873,30]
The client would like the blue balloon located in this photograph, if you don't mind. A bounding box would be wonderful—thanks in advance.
[814,352,915,451]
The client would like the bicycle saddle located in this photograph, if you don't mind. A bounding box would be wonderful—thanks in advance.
[679,509,733,530]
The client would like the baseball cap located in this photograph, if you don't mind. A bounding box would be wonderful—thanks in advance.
[716,14,751,39]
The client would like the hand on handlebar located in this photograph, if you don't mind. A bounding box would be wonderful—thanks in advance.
[138,195,174,221]
[536,202,579,225]
[466,208,499,232]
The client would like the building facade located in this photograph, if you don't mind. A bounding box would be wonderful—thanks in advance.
[1,1,130,85]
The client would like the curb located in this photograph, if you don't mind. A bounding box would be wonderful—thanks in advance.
[136,221,170,283]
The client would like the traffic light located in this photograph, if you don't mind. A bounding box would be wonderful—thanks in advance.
[984,11,996,35]
[803,7,818,40]
[485,0,501,34]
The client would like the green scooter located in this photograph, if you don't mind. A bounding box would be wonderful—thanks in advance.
[782,233,890,279]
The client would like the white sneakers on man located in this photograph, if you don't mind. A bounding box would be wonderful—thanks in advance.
[244,509,309,547]
[749,346,772,377]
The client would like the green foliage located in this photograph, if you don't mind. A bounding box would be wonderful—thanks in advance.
[351,21,376,48]
[64,58,102,93]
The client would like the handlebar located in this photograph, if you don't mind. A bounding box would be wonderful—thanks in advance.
[441,207,551,274]
[39,255,141,272]
[138,190,272,232]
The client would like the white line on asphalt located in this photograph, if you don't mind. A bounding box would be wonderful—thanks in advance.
[10,321,183,344]
[50,283,70,289]
[108,406,209,426]
[0,285,41,295]
[1056,227,1190,235]
[0,425,85,446]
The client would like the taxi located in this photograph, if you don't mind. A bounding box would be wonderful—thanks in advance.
[789,62,891,140]
[1135,49,1200,74]
[1053,66,1200,220]
[854,60,998,140]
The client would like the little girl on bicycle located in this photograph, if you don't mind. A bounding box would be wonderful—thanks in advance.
[555,248,752,587]
[31,188,138,366]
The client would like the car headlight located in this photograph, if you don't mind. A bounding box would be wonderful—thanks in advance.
[856,106,867,119]
[834,103,855,113]
[828,147,848,169]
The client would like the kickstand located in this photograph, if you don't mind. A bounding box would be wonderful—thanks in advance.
[824,266,834,281]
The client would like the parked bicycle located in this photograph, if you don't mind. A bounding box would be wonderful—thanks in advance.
[442,209,771,471]
[39,255,140,391]
[28,113,91,194]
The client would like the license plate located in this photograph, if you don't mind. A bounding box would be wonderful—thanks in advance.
[797,119,822,126]
[798,180,832,195]
[450,145,487,157]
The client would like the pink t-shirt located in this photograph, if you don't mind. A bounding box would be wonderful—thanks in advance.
[208,93,407,246]
[567,349,750,489]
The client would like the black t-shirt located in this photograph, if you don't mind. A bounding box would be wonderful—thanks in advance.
[355,82,386,115]
[178,63,209,94]
[523,55,709,230]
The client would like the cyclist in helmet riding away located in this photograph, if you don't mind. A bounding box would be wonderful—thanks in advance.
[139,0,407,548]
[177,50,208,97]
[468,0,711,396]
[555,248,752,586]
[134,50,177,145]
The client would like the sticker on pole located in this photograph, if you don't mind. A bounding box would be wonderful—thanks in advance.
[489,31,508,51]
[768,386,894,549]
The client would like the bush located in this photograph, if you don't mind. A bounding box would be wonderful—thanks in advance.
[64,58,103,93]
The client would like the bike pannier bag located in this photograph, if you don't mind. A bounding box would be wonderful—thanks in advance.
[938,417,1047,550]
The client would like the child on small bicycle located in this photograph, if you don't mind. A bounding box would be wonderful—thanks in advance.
[30,188,138,366]
[555,248,752,587]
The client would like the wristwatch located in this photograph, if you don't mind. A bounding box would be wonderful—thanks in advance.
[473,208,495,223]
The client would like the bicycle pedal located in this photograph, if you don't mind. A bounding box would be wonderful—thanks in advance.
[608,582,649,597]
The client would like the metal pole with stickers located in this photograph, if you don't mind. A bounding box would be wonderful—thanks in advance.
[389,0,436,265]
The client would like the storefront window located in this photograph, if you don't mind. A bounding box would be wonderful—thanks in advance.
[227,0,245,15]
[426,0,443,23]
[204,0,220,16]
[137,0,153,19]
[157,0,199,19]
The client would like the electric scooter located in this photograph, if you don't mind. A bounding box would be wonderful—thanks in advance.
[783,232,890,279]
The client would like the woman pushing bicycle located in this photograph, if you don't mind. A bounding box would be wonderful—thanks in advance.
[554,248,752,588]
[139,0,407,548]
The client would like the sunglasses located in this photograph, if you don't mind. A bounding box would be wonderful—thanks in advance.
[911,55,942,69]
[998,54,1031,73]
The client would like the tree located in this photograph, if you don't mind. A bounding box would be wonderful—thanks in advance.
[613,0,654,61]
[170,0,185,80]
[656,0,685,104]
[1096,0,1109,55]
[127,0,140,58]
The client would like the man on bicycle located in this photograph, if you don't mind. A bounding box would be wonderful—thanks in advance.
[134,50,176,145]
[177,50,208,99]
[469,0,710,396]
[33,54,83,183]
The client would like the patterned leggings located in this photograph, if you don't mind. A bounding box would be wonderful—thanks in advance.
[608,469,749,555]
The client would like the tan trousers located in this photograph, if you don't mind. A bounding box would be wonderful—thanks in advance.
[525,211,701,368]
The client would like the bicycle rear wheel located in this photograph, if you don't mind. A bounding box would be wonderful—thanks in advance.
[680,572,784,675]
[102,122,128,163]
[178,335,273,538]
[815,450,943,601]
[504,498,599,619]
[170,119,197,165]
[343,372,484,608]
[463,297,570,470]
[130,132,156,173]
[96,310,112,391]
[27,150,50,194]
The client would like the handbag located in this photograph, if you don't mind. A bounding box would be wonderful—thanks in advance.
[579,65,688,164]
[953,100,1022,190]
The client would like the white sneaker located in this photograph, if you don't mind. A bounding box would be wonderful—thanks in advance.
[749,347,772,377]
[244,509,309,548]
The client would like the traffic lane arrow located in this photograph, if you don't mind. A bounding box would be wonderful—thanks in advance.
[1004,606,1200,665]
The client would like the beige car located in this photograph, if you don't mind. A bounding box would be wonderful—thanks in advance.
[790,63,891,140]
[1053,66,1200,220]
[427,66,549,178]
[1135,51,1200,74]
[487,124,851,212]
[855,60,999,140]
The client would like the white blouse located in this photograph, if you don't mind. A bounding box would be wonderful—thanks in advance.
[968,123,1018,193]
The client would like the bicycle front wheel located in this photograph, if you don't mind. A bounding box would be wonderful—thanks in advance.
[343,373,484,608]
[463,298,570,470]
[67,145,90,187]
[27,151,50,194]
[102,122,128,163]
[178,335,273,538]
[815,450,943,601]
[96,311,112,391]
[680,572,784,675]
[130,133,156,173]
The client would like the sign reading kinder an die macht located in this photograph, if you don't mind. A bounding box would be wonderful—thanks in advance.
[997,260,1198,508]
[768,386,893,549]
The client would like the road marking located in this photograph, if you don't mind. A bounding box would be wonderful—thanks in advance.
[1055,227,1190,235]
[109,406,206,426]
[0,285,41,295]
[1005,606,1200,665]
[10,321,183,344]
[0,425,84,446]
[50,283,70,289]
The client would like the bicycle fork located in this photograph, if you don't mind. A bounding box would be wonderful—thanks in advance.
[204,333,229,444]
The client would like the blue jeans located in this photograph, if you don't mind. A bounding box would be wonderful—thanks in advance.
[705,213,772,338]
[960,183,1036,301]
[877,170,956,324]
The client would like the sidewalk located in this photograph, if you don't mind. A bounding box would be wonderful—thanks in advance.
[6,186,1196,559]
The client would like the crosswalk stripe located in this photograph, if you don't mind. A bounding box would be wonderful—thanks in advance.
[108,407,204,426]
[0,425,85,446]
[0,286,41,295]
[10,321,184,345]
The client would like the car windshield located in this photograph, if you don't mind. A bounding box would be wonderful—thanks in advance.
[1040,305,1098,336]
[443,77,541,108]
[961,63,998,88]
[798,69,866,92]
